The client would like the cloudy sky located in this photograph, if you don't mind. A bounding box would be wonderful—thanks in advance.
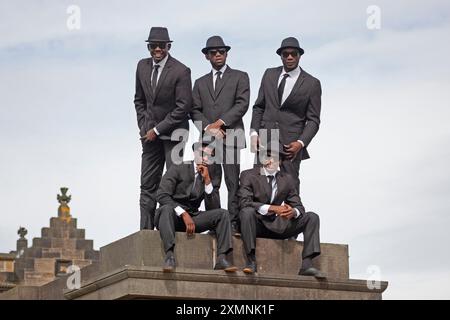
[1,0,449,299]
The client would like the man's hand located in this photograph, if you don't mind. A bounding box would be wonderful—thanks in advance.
[278,204,295,220]
[206,127,225,139]
[141,128,157,142]
[196,164,211,185]
[284,141,303,160]
[268,205,291,216]
[208,119,225,130]
[250,135,260,153]
[205,120,226,140]
[181,212,195,235]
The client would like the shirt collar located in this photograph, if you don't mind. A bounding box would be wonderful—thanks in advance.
[261,166,280,177]
[211,64,227,76]
[280,65,301,78]
[153,54,169,68]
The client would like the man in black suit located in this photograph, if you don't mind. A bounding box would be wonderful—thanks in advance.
[250,37,322,193]
[190,36,250,234]
[237,146,325,278]
[134,27,192,230]
[156,142,237,273]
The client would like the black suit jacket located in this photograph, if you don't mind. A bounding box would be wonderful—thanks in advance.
[134,55,192,140]
[190,66,250,149]
[237,167,305,233]
[250,67,321,159]
[156,161,221,215]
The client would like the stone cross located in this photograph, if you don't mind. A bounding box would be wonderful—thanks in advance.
[57,187,72,222]
[17,226,28,239]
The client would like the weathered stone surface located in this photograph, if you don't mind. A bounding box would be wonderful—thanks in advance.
[1,230,388,300]
[10,216,99,287]
[23,270,54,286]
[99,231,214,274]
[0,286,38,299]
[101,231,349,279]
[76,239,93,251]
[49,218,77,229]
[33,258,56,273]
[64,266,387,300]
[230,237,349,278]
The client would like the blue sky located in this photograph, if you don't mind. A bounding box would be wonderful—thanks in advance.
[1,0,450,299]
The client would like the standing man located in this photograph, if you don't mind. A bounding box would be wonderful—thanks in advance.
[237,146,325,278]
[156,142,237,273]
[250,37,322,193]
[190,36,250,234]
[134,27,192,230]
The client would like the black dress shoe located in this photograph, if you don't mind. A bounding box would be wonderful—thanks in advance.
[214,256,238,272]
[163,255,176,273]
[243,260,257,274]
[298,267,326,279]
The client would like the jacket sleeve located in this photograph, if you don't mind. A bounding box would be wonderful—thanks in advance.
[155,67,193,135]
[220,72,250,127]
[237,171,265,210]
[156,166,184,209]
[285,177,306,218]
[134,60,148,137]
[204,186,221,211]
[298,79,321,146]
[190,79,210,132]
[250,70,268,133]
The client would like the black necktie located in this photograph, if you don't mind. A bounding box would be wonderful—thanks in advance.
[267,175,275,202]
[278,73,289,104]
[151,65,160,92]
[191,172,203,199]
[214,71,222,95]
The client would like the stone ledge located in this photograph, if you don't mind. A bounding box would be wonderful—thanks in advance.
[64,265,387,300]
[100,230,350,279]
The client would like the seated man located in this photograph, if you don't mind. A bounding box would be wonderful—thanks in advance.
[155,142,237,273]
[237,146,326,278]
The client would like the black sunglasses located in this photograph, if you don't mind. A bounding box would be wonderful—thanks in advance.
[281,50,299,58]
[208,49,227,56]
[148,42,168,50]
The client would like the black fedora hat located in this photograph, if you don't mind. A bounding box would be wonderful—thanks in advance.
[145,27,173,43]
[201,36,231,54]
[276,37,304,56]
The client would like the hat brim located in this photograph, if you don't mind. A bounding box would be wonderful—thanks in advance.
[201,46,231,54]
[145,39,173,43]
[276,46,304,56]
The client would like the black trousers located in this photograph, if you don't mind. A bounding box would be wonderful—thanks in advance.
[156,204,233,256]
[239,207,321,259]
[140,139,184,230]
[211,146,241,225]
[280,152,302,194]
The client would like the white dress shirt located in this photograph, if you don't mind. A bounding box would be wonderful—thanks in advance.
[174,163,213,216]
[278,65,301,105]
[212,64,227,90]
[258,167,301,218]
[152,54,169,136]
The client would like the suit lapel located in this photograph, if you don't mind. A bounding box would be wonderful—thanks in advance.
[257,169,273,204]
[205,72,215,101]
[143,59,154,100]
[154,55,172,98]
[273,172,285,203]
[271,67,283,108]
[281,68,306,108]
[214,66,232,98]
